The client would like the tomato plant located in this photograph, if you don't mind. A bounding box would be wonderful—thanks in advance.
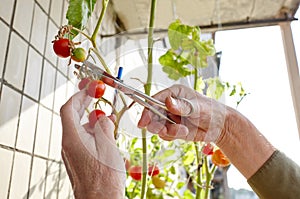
[58,0,246,198]
[128,165,142,181]
[87,80,106,99]
[88,109,106,128]
[71,47,87,62]
[53,38,71,58]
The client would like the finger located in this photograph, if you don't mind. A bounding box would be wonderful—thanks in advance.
[138,108,153,128]
[60,90,91,147]
[93,116,115,141]
[146,121,166,134]
[165,96,194,116]
[108,114,116,123]
[60,90,91,121]
[165,124,189,139]
[60,90,91,136]
[93,116,125,171]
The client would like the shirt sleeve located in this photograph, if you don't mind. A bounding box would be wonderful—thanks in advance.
[247,150,300,199]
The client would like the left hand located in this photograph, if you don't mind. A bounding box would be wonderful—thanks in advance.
[60,90,125,199]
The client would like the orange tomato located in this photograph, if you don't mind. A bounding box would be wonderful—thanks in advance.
[212,149,230,167]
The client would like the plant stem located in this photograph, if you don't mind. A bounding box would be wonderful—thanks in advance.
[194,142,202,199]
[72,27,93,43]
[144,0,157,94]
[193,64,203,199]
[203,156,211,199]
[90,48,111,74]
[91,0,110,48]
[140,129,148,199]
[141,0,157,198]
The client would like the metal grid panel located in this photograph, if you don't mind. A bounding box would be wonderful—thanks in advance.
[0,0,74,198]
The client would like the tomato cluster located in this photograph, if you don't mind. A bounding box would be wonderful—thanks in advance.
[127,164,160,181]
[52,37,87,63]
[77,78,107,127]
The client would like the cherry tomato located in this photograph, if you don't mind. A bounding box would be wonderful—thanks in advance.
[148,165,160,176]
[53,38,71,58]
[88,109,106,128]
[202,143,214,155]
[78,77,91,90]
[128,165,142,181]
[87,80,106,98]
[152,176,166,189]
[212,149,230,167]
[71,47,87,62]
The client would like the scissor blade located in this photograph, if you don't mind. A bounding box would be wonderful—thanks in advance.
[83,60,120,88]
[83,60,168,110]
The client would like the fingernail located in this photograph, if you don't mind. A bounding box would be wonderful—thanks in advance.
[170,96,178,107]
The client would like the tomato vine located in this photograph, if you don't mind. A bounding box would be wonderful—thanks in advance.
[53,0,248,198]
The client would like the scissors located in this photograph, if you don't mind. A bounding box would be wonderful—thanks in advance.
[82,60,177,124]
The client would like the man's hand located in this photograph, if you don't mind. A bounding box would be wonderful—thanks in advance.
[138,84,226,143]
[60,90,125,199]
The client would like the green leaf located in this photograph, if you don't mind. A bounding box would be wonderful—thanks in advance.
[195,76,205,93]
[168,19,193,50]
[206,77,225,100]
[229,85,236,96]
[176,182,186,189]
[66,0,97,36]
[159,50,194,80]
[157,149,176,161]
[151,135,159,144]
[182,151,195,165]
[183,190,195,199]
[170,165,176,174]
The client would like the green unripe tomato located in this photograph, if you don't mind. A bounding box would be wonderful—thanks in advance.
[71,47,87,62]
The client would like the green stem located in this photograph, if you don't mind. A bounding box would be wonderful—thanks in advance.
[140,129,148,199]
[90,48,111,74]
[194,67,199,91]
[144,0,157,94]
[72,27,93,43]
[141,0,157,198]
[194,142,202,199]
[203,156,211,199]
[91,0,110,48]
[194,65,203,199]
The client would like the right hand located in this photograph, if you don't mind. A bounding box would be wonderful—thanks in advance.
[138,84,227,142]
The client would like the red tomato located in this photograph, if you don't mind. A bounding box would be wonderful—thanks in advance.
[87,80,106,98]
[212,149,230,167]
[78,78,91,90]
[148,165,160,176]
[53,38,71,58]
[128,165,142,181]
[202,143,214,155]
[88,109,106,128]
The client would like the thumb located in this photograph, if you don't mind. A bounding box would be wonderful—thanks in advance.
[165,96,193,116]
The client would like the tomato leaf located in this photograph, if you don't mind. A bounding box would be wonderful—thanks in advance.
[159,50,194,80]
[66,0,97,36]
[206,77,225,100]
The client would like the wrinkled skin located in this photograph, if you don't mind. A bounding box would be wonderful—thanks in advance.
[138,84,226,143]
[60,90,125,199]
